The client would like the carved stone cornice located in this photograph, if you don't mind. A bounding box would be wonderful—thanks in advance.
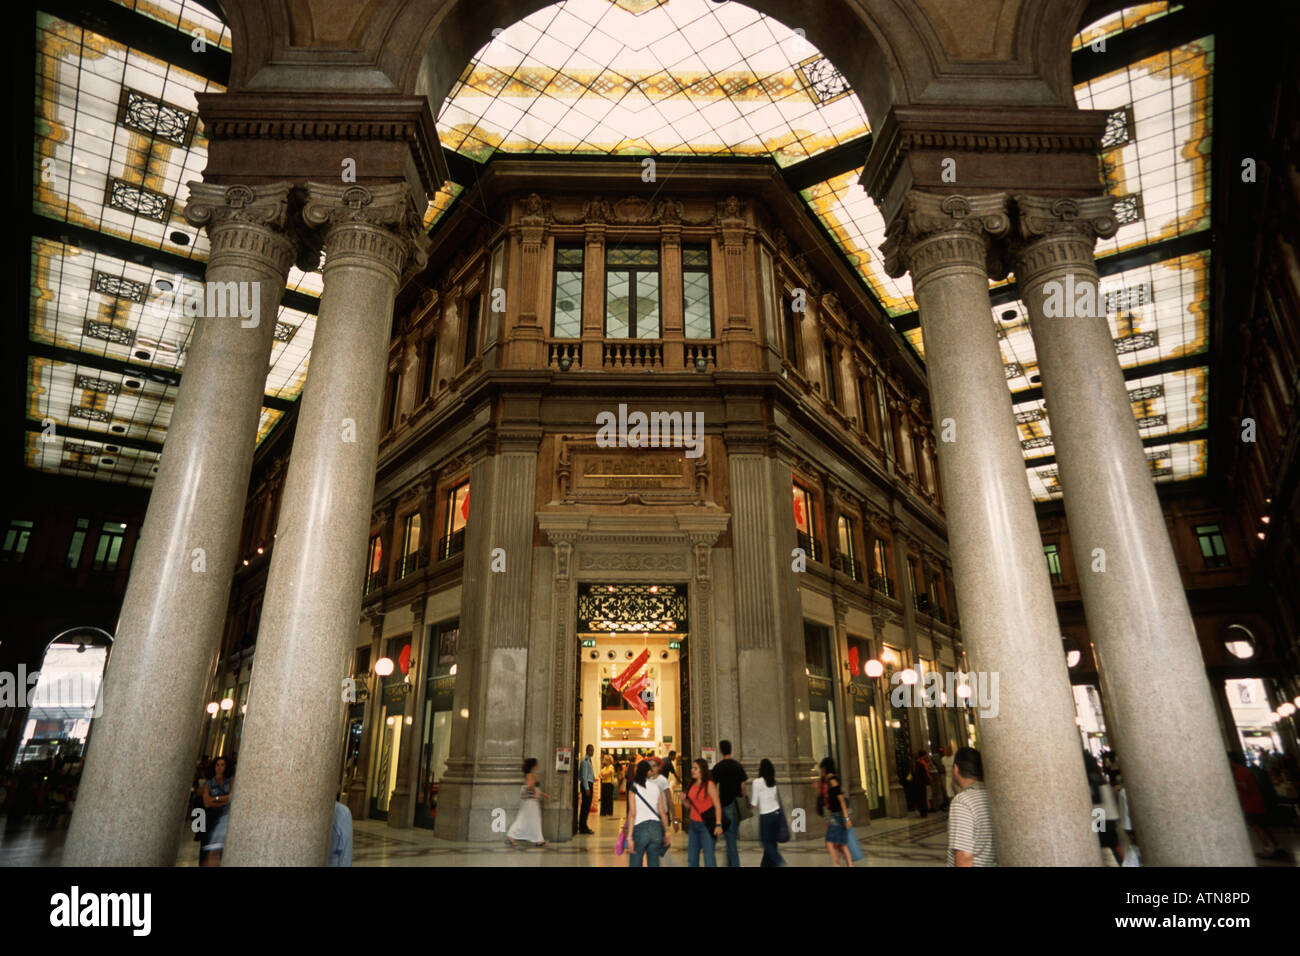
[371,501,394,526]
[303,183,430,284]
[880,192,1010,285]
[184,182,298,277]
[195,91,449,197]
[1010,195,1119,287]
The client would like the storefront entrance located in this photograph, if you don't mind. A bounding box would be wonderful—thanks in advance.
[571,583,691,833]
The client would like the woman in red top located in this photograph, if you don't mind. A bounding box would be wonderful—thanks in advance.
[684,758,724,867]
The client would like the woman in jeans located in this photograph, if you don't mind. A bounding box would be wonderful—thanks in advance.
[683,758,724,867]
[819,757,853,867]
[623,760,672,867]
[750,758,785,867]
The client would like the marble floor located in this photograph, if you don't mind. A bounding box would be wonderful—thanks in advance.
[3,808,1297,867]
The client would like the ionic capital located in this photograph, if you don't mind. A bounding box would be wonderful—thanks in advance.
[303,183,430,284]
[1011,195,1118,285]
[184,182,298,277]
[881,192,1011,285]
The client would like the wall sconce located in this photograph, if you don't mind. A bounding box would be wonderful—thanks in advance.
[219,698,234,712]
[864,659,884,679]
[899,668,918,685]
[374,657,395,677]
[206,702,219,717]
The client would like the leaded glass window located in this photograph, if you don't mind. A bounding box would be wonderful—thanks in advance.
[682,246,712,339]
[605,246,660,339]
[552,245,583,338]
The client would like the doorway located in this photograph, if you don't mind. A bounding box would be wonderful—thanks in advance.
[571,582,691,836]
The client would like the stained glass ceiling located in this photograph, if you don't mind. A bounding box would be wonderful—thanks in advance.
[27,0,1212,499]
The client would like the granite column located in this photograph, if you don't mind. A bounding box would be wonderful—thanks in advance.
[881,191,1097,865]
[64,183,298,866]
[1012,194,1253,865]
[223,183,427,866]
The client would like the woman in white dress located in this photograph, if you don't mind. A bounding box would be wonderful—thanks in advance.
[507,758,549,847]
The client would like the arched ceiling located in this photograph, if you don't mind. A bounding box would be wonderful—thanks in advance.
[24,0,1213,502]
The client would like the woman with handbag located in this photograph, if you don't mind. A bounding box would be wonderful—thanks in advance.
[750,758,787,867]
[623,760,672,866]
[683,758,724,867]
[819,757,853,867]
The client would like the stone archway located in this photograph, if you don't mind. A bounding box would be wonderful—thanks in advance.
[219,0,1095,136]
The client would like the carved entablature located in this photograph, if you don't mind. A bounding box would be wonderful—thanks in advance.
[865,506,893,535]
[553,436,713,506]
[438,452,473,482]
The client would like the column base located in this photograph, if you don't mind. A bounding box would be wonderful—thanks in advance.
[386,788,412,829]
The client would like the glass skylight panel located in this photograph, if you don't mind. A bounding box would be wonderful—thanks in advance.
[438,0,869,163]
[36,14,220,261]
[266,307,317,399]
[1075,38,1213,257]
[801,169,915,317]
[109,0,232,52]
[1073,3,1176,53]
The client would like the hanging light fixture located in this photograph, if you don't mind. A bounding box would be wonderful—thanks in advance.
[374,657,394,677]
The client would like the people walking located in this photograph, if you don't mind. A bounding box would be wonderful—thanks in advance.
[649,757,678,834]
[199,755,233,867]
[1230,751,1288,860]
[599,754,616,817]
[507,758,549,847]
[818,757,852,867]
[624,760,672,867]
[578,744,596,834]
[751,758,786,867]
[711,740,747,867]
[947,747,997,866]
[683,758,724,867]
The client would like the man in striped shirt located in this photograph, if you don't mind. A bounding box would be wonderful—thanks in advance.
[946,747,998,866]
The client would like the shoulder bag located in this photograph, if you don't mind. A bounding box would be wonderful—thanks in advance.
[774,787,791,844]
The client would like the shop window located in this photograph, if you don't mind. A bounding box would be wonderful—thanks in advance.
[793,483,821,562]
[440,482,469,560]
[462,293,482,366]
[66,518,89,569]
[91,521,127,571]
[1044,543,1064,584]
[399,512,421,578]
[836,514,861,581]
[552,245,583,338]
[1195,524,1228,568]
[803,622,838,769]
[365,534,383,593]
[2,519,33,561]
[822,338,839,406]
[682,246,712,338]
[605,246,660,339]
[416,619,460,829]
[857,377,873,437]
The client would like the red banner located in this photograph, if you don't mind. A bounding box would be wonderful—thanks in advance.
[611,649,650,692]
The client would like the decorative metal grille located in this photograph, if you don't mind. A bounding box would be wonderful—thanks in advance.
[1104,281,1153,313]
[1004,363,1024,380]
[1021,436,1054,450]
[75,375,120,395]
[1150,464,1174,478]
[798,56,851,104]
[1100,107,1133,150]
[84,321,136,346]
[1015,409,1044,424]
[1114,331,1158,354]
[1112,193,1142,225]
[1128,384,1164,402]
[118,88,196,147]
[91,271,147,303]
[1145,448,1169,462]
[106,178,174,223]
[576,583,687,632]
[273,322,298,343]
[72,407,111,423]
[1135,415,1167,429]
